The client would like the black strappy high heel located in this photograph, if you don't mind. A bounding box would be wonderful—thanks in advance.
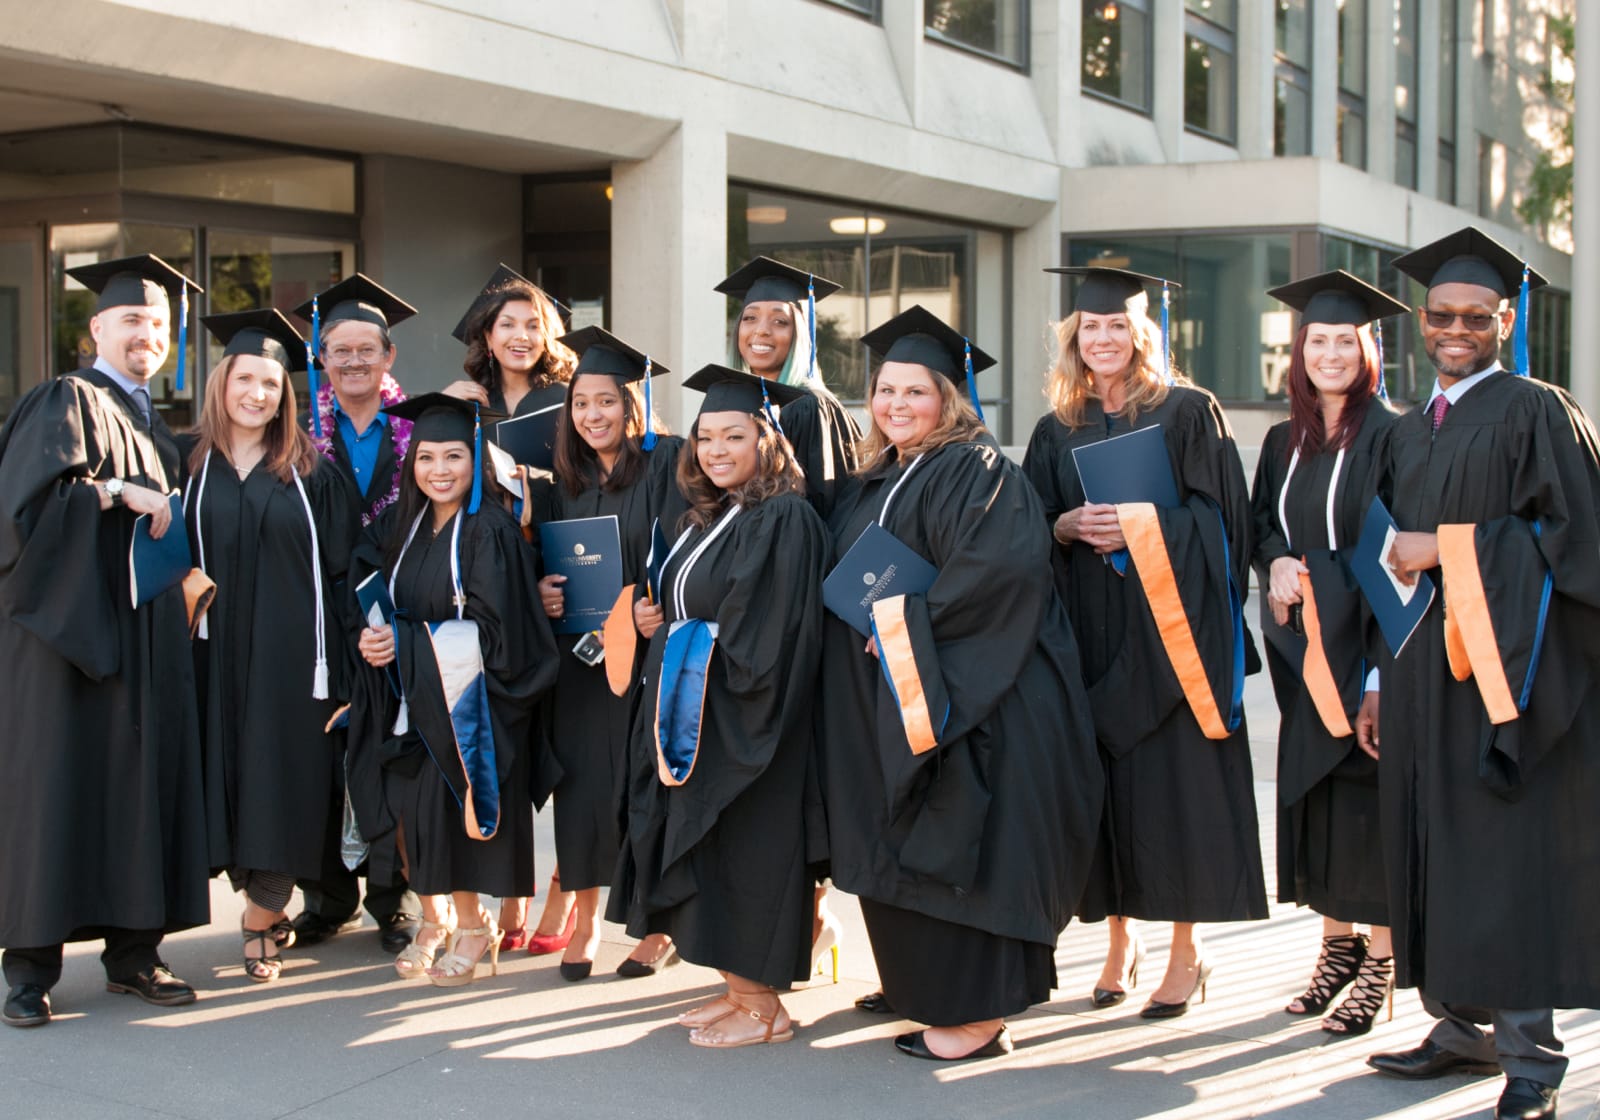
[1322,955,1395,1037]
[1286,933,1368,1015]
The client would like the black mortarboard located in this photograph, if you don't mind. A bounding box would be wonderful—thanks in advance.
[564,325,670,382]
[1391,227,1548,298]
[684,364,808,421]
[859,306,994,422]
[201,309,308,374]
[1045,266,1179,315]
[449,263,570,344]
[715,256,841,307]
[382,393,505,515]
[293,273,418,336]
[1266,270,1410,326]
[67,253,203,313]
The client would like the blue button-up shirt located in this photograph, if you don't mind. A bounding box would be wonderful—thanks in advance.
[333,397,389,497]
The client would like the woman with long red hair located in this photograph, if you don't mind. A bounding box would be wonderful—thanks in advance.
[1250,270,1407,1036]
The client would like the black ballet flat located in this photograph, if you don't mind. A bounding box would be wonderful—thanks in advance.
[855,991,895,1014]
[559,960,594,982]
[894,1027,1013,1061]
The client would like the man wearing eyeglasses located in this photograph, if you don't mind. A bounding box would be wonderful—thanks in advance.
[1354,227,1600,1120]
[287,274,422,955]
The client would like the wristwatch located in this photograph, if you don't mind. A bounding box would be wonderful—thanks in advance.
[104,478,125,507]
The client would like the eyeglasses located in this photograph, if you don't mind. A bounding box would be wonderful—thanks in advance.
[1423,309,1499,331]
[326,346,385,365]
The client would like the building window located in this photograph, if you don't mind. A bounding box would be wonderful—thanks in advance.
[1527,287,1571,388]
[1393,0,1420,189]
[1437,0,1458,203]
[815,0,879,18]
[728,184,1013,440]
[1275,0,1313,156]
[1066,230,1292,403]
[924,0,1028,69]
[1083,0,1152,113]
[1337,0,1367,168]
[1185,0,1237,143]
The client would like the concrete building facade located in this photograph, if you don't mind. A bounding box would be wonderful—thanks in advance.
[0,0,1585,452]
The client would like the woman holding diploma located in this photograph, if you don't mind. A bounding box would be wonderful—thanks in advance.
[608,364,827,1048]
[346,393,558,987]
[1251,271,1404,1035]
[816,306,1101,1060]
[534,326,685,980]
[1022,267,1265,1018]
[183,310,354,983]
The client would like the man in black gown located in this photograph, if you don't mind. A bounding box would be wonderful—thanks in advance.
[289,274,420,952]
[1357,227,1600,1120]
[0,254,210,1027]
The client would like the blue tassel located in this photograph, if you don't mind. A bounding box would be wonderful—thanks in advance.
[175,285,189,393]
[468,402,483,515]
[762,379,785,437]
[1160,282,1173,386]
[807,275,819,384]
[641,356,657,450]
[963,338,985,425]
[308,294,323,438]
[1513,264,1531,376]
[1374,321,1389,401]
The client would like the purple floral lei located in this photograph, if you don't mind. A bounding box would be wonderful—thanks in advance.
[311,375,412,526]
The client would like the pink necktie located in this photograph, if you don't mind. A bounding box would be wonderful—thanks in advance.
[1431,394,1450,434]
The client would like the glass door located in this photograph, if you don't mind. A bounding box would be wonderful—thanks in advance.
[0,226,44,420]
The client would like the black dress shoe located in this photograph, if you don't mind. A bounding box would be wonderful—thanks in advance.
[3,984,50,1028]
[1366,1040,1500,1079]
[855,991,895,1014]
[378,912,419,955]
[105,965,196,1007]
[1092,987,1129,1009]
[895,1027,1013,1061]
[1497,1077,1558,1120]
[290,910,363,947]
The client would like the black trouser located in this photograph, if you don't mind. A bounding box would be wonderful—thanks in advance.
[295,794,410,922]
[3,928,164,989]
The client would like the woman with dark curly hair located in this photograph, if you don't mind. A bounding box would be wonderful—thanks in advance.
[443,265,575,418]
[607,365,828,1049]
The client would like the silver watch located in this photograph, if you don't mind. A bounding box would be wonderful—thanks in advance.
[104,478,125,507]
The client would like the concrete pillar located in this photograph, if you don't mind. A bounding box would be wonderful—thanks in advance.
[1572,5,1599,413]
[1012,199,1064,445]
[881,0,923,123]
[1235,0,1276,159]
[610,120,728,436]
[1151,0,1186,158]
[1365,0,1397,183]
[1309,0,1339,159]
[1452,0,1477,210]
[1414,0,1440,197]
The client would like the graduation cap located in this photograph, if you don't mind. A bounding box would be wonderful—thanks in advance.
[67,253,205,392]
[564,325,670,450]
[717,257,841,386]
[1267,270,1410,401]
[858,305,995,423]
[200,309,308,374]
[1393,227,1549,375]
[449,263,570,344]
[291,274,416,437]
[1047,266,1181,385]
[382,393,506,516]
[684,363,808,436]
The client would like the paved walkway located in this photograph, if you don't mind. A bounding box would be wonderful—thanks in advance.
[5,677,1595,1120]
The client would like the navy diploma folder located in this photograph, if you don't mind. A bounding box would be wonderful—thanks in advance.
[823,523,938,638]
[1070,425,1181,508]
[494,402,563,471]
[539,515,624,634]
[644,517,669,604]
[355,569,397,629]
[129,494,191,607]
[1349,495,1436,657]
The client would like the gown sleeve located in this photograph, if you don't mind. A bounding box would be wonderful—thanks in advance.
[1436,385,1600,791]
[779,389,859,519]
[0,379,123,679]
[341,510,401,840]
[1250,422,1291,570]
[308,460,359,701]
[1021,414,1069,524]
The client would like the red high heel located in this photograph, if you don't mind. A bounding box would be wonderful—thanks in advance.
[527,875,577,957]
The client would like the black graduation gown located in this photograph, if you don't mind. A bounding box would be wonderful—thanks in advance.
[1374,371,1600,1008]
[607,492,828,988]
[346,503,559,897]
[0,372,209,946]
[1251,408,1393,924]
[780,386,861,521]
[182,449,355,884]
[1022,386,1267,924]
[542,437,687,891]
[818,436,1104,1025]
[313,412,401,529]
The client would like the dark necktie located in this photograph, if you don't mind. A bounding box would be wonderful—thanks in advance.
[1430,393,1450,434]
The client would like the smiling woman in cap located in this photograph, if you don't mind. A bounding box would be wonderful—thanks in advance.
[1023,266,1266,1019]
[180,308,356,984]
[342,392,559,989]
[1248,270,1408,1036]
[608,362,828,1048]
[443,263,575,417]
[813,305,1102,1061]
